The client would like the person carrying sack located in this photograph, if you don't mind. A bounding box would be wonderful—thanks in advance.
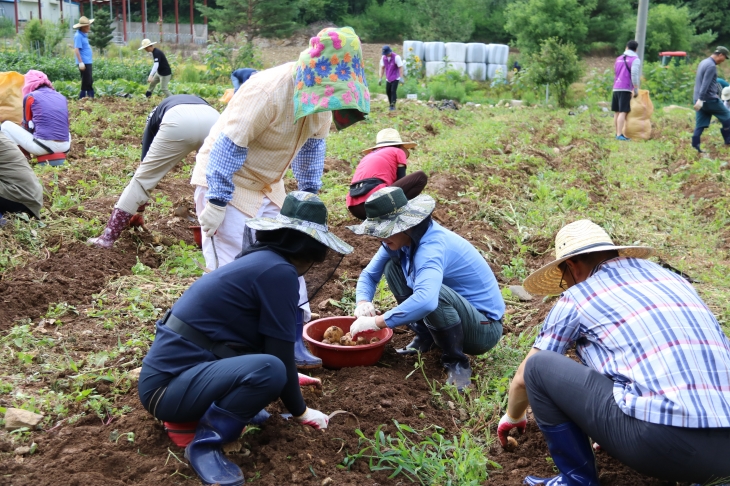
[346,128,427,220]
[1,70,71,157]
[348,187,505,391]
[139,39,172,98]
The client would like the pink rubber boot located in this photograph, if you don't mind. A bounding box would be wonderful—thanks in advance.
[88,208,133,249]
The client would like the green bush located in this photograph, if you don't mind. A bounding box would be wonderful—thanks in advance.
[642,61,696,105]
[178,63,201,83]
[523,37,583,107]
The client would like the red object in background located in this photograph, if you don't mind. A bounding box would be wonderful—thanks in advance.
[189,225,202,248]
[658,51,686,57]
[303,316,393,369]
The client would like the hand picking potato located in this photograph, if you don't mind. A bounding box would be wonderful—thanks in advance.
[323,326,344,342]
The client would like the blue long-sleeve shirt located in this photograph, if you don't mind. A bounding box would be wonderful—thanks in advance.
[356,221,505,327]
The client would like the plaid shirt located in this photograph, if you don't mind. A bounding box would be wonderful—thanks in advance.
[191,62,331,217]
[534,257,730,428]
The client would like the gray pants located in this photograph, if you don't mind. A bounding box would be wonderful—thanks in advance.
[525,351,730,484]
[116,103,219,214]
[149,73,172,98]
[383,260,502,355]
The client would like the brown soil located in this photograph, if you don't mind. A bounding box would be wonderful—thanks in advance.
[0,98,682,485]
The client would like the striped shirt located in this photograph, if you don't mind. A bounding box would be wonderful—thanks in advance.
[191,62,331,217]
[534,257,730,428]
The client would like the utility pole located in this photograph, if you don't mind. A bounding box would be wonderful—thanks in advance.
[635,0,649,77]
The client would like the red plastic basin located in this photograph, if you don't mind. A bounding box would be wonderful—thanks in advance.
[303,316,393,369]
[189,226,202,248]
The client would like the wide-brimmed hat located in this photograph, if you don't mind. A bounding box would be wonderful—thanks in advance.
[73,16,94,29]
[293,26,370,130]
[722,86,730,101]
[347,187,435,238]
[362,128,417,155]
[138,39,158,50]
[523,219,654,295]
[246,191,353,255]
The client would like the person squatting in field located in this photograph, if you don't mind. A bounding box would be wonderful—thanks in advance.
[348,187,505,391]
[498,219,730,485]
[191,26,370,368]
[0,132,43,226]
[692,46,730,153]
[346,128,427,220]
[88,95,220,248]
[1,70,70,160]
[138,192,353,486]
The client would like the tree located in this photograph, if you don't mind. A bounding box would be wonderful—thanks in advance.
[411,0,474,42]
[89,9,115,54]
[342,0,413,43]
[689,0,730,44]
[505,0,594,54]
[584,0,631,48]
[617,4,716,60]
[524,37,584,107]
[467,0,511,43]
[198,0,298,42]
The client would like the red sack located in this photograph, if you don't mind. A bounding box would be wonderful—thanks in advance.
[164,421,199,447]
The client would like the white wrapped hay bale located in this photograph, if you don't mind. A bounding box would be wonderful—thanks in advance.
[466,43,488,63]
[403,40,424,75]
[466,63,487,81]
[425,61,446,77]
[446,61,467,74]
[444,42,467,62]
[488,64,508,80]
[424,42,445,62]
[489,44,509,65]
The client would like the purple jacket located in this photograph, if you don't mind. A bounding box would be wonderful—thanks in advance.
[24,87,69,141]
[613,54,637,90]
[382,54,402,82]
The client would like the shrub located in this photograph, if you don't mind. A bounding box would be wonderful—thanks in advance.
[523,37,583,107]
[505,0,591,54]
[641,61,696,105]
[342,0,413,43]
[178,63,202,83]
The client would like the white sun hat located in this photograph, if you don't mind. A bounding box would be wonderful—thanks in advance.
[523,219,654,295]
[722,86,730,101]
[361,128,417,155]
[138,39,158,50]
[73,16,94,29]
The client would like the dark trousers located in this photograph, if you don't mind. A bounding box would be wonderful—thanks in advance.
[0,196,33,217]
[348,170,428,220]
[386,80,399,107]
[79,64,94,97]
[524,351,730,483]
[138,355,286,422]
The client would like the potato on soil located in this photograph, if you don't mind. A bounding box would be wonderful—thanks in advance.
[505,436,519,452]
[323,326,344,342]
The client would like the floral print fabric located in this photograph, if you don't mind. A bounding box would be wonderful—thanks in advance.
[293,27,370,122]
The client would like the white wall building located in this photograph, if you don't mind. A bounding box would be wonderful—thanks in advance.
[0,0,81,26]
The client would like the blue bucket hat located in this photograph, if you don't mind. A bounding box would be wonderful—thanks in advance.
[382,45,392,56]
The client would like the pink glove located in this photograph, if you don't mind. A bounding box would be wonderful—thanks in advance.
[497,413,527,448]
[294,407,329,430]
[298,373,322,388]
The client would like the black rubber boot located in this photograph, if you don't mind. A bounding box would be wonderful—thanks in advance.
[185,403,245,486]
[692,127,704,152]
[145,90,152,98]
[721,122,730,145]
[428,323,472,391]
[396,320,435,355]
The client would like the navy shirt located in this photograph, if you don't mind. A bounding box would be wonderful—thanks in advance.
[143,249,299,376]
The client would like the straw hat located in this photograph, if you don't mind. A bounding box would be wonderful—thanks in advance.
[138,39,158,50]
[361,128,417,155]
[347,187,435,238]
[523,219,654,295]
[722,86,730,101]
[246,191,353,255]
[73,16,94,29]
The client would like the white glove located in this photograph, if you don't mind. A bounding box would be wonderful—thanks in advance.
[148,76,154,83]
[78,62,86,71]
[294,407,328,430]
[694,99,704,111]
[350,316,379,338]
[354,301,376,317]
[198,202,226,237]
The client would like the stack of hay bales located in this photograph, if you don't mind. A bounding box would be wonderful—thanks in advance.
[487,44,509,81]
[465,43,488,81]
[402,40,424,76]
[416,41,510,80]
[424,42,446,77]
[444,42,467,75]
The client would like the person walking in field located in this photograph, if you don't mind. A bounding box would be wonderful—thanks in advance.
[1,70,70,158]
[378,45,405,111]
[612,40,641,141]
[0,132,43,225]
[497,219,730,485]
[692,46,730,152]
[88,95,219,249]
[348,187,505,391]
[346,128,427,220]
[139,39,172,98]
[191,26,369,369]
[73,16,94,99]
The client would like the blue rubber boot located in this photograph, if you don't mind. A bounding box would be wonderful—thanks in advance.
[78,90,87,99]
[0,212,7,228]
[249,408,270,425]
[185,403,246,486]
[294,308,322,369]
[523,421,599,486]
[88,89,95,99]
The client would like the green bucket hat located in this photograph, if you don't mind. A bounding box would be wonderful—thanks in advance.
[293,26,370,130]
[246,191,353,255]
[347,187,435,238]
